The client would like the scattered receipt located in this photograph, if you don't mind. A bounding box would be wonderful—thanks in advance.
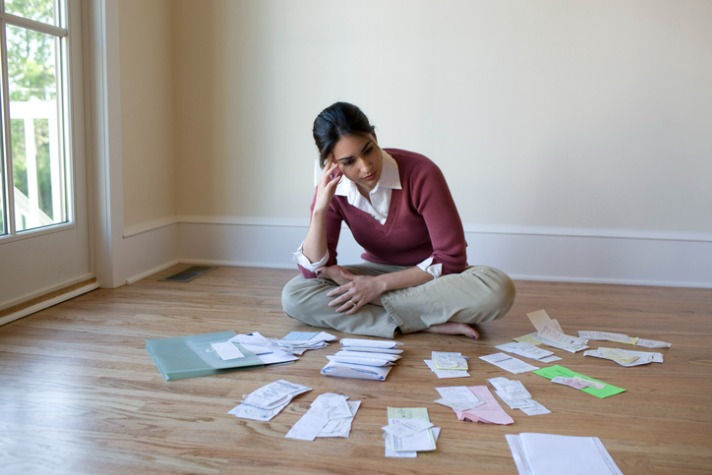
[286,393,361,441]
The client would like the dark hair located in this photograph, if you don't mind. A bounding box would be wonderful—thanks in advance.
[312,102,376,167]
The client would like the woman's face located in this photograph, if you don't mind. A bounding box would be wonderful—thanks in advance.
[329,133,383,193]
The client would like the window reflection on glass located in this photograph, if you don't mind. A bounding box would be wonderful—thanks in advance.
[8,24,66,232]
[4,0,58,26]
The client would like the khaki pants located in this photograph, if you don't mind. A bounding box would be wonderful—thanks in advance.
[281,263,516,338]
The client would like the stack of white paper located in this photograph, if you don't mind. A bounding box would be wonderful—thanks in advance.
[285,393,361,441]
[321,338,403,381]
[275,331,337,355]
[228,332,300,365]
[383,407,440,458]
[525,310,588,353]
[228,379,311,421]
[496,341,561,363]
[506,433,623,475]
[488,377,550,416]
[424,351,471,378]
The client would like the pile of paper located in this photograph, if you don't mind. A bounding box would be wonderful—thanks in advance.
[383,407,440,458]
[578,330,671,349]
[437,385,514,425]
[230,331,335,363]
[584,347,664,367]
[479,352,539,374]
[523,309,588,353]
[489,377,550,416]
[229,379,311,421]
[424,351,470,378]
[496,341,561,363]
[274,330,337,355]
[506,433,623,475]
[321,338,403,381]
[285,393,361,441]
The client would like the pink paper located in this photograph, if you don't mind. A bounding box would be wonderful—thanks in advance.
[454,385,514,425]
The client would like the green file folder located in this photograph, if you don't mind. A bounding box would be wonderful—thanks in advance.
[146,330,264,381]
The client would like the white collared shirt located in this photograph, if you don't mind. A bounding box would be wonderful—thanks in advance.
[294,150,442,277]
[333,149,401,225]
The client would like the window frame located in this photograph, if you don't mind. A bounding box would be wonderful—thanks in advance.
[0,0,76,243]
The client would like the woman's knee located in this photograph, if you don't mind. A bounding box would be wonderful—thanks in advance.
[467,266,516,320]
[487,267,516,318]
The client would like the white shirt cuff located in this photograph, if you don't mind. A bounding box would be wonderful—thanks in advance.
[417,257,443,278]
[293,243,329,272]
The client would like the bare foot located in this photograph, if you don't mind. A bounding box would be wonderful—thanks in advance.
[423,322,480,339]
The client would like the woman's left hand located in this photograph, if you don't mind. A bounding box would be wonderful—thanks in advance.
[326,268,385,314]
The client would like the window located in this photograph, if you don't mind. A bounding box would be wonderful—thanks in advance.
[0,0,70,236]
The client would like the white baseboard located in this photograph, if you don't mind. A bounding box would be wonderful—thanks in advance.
[121,217,712,288]
[0,281,100,327]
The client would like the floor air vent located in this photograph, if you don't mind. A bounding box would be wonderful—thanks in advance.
[161,266,216,282]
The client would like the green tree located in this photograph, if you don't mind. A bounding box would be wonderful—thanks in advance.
[7,0,58,222]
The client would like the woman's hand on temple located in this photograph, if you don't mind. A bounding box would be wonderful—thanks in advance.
[313,161,342,213]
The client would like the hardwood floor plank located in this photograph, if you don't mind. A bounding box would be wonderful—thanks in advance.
[1,265,710,474]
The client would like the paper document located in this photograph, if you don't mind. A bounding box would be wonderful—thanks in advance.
[424,359,470,379]
[506,433,623,475]
[384,407,438,458]
[584,347,663,367]
[229,379,311,421]
[451,386,514,425]
[526,310,588,353]
[578,330,671,349]
[534,365,625,398]
[286,393,360,441]
[489,377,550,416]
[479,352,539,374]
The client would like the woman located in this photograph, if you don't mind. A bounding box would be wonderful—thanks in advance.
[281,102,515,339]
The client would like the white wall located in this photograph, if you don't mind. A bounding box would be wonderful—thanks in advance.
[119,0,176,233]
[112,0,712,287]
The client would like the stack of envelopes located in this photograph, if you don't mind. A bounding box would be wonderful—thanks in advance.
[321,338,403,381]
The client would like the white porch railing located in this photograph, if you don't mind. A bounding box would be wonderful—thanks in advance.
[9,99,63,231]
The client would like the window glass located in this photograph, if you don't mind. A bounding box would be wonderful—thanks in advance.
[5,0,58,26]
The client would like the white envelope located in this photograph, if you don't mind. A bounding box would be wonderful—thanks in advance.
[320,361,393,381]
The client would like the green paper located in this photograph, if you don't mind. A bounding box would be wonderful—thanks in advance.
[534,364,626,398]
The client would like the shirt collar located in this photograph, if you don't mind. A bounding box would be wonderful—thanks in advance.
[335,149,401,196]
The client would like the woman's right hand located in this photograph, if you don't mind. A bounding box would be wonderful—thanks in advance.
[313,160,342,213]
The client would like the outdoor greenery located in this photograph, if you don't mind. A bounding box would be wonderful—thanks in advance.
[2,0,59,232]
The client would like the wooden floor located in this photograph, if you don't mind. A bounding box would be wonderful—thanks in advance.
[1,266,711,475]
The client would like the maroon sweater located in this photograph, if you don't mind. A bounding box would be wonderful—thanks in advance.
[299,148,468,278]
